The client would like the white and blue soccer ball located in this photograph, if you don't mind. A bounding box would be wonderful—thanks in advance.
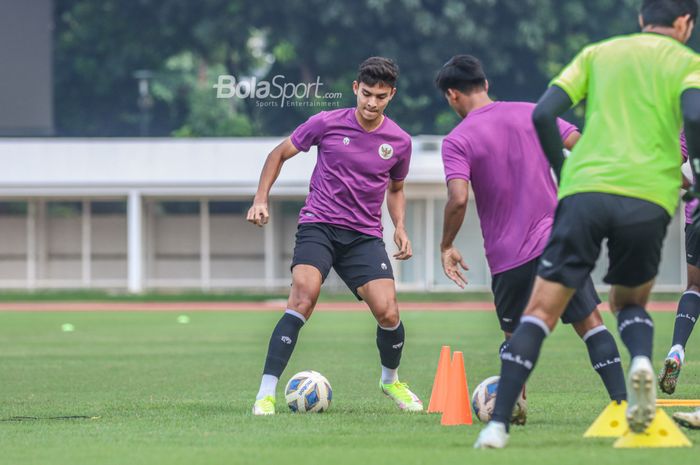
[471,375,527,423]
[285,370,332,413]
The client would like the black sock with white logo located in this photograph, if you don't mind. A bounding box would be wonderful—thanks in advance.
[492,316,548,429]
[583,326,627,402]
[376,321,405,371]
[617,305,654,359]
[262,310,306,378]
[672,291,700,348]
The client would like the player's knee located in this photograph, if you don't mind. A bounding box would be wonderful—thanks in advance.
[523,307,557,331]
[573,311,603,338]
[288,292,317,316]
[686,266,700,291]
[375,302,400,328]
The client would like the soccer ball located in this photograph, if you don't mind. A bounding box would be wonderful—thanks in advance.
[471,375,527,424]
[285,370,332,413]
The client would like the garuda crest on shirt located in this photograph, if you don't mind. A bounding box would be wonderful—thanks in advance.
[378,143,394,160]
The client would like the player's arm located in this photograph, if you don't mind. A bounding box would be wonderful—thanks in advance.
[440,179,469,288]
[532,86,574,183]
[386,179,412,260]
[247,138,300,227]
[563,131,581,150]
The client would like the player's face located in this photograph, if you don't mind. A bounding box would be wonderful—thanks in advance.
[353,81,396,121]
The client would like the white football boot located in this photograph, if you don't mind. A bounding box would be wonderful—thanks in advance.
[473,421,509,449]
[673,408,700,430]
[626,356,656,433]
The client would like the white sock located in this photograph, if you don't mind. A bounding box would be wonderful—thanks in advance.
[670,344,686,363]
[256,374,279,400]
[381,365,399,384]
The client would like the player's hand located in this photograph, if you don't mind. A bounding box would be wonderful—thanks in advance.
[246,201,269,227]
[684,184,700,202]
[441,246,469,289]
[393,228,413,260]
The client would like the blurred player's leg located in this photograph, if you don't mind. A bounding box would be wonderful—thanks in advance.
[253,265,322,415]
[359,278,423,412]
[475,278,574,448]
[660,263,700,394]
[572,309,627,402]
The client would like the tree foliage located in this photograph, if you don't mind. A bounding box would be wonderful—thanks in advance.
[54,0,700,137]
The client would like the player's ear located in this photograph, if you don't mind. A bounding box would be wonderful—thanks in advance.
[388,87,397,99]
[674,14,694,42]
[352,81,359,95]
[484,80,489,93]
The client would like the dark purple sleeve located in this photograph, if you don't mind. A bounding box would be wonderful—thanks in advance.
[681,131,688,162]
[555,117,578,141]
[389,138,412,181]
[442,136,471,183]
[290,112,326,152]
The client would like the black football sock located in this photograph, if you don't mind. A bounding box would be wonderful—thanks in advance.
[583,326,627,402]
[262,310,306,378]
[672,291,700,349]
[499,339,510,356]
[492,316,549,430]
[376,321,405,379]
[617,305,654,359]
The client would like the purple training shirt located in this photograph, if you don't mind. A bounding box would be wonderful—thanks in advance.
[681,132,699,224]
[441,101,577,275]
[290,108,412,238]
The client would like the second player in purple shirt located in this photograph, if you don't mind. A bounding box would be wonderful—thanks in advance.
[436,55,627,427]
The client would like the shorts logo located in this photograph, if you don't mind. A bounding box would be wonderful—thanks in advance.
[343,137,350,146]
[381,262,388,270]
[281,336,293,344]
[378,143,394,160]
[392,342,404,349]
[541,259,553,268]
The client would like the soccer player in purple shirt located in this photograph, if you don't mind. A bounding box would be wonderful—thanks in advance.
[247,57,422,415]
[663,132,700,428]
[435,55,627,426]
[659,133,700,395]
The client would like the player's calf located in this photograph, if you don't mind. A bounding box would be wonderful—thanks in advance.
[253,309,306,414]
[581,325,626,402]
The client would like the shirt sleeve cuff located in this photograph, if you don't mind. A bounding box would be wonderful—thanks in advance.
[289,134,307,152]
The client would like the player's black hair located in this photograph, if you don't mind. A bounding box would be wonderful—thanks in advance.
[434,55,487,95]
[357,57,399,88]
[641,0,698,27]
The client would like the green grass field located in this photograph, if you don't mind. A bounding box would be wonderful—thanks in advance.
[1,309,698,465]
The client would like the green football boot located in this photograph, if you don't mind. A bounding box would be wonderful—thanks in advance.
[380,380,423,412]
[252,395,276,416]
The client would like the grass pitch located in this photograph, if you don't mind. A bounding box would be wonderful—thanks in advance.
[0,309,698,465]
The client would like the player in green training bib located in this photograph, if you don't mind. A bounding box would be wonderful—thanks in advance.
[475,0,700,449]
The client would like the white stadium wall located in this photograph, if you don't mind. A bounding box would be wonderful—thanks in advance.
[0,137,689,293]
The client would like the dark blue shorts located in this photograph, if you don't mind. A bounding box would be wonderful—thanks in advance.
[538,193,671,288]
[491,257,600,333]
[685,223,700,268]
[291,223,394,300]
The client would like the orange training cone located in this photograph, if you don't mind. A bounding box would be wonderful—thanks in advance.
[427,345,451,413]
[441,351,473,425]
